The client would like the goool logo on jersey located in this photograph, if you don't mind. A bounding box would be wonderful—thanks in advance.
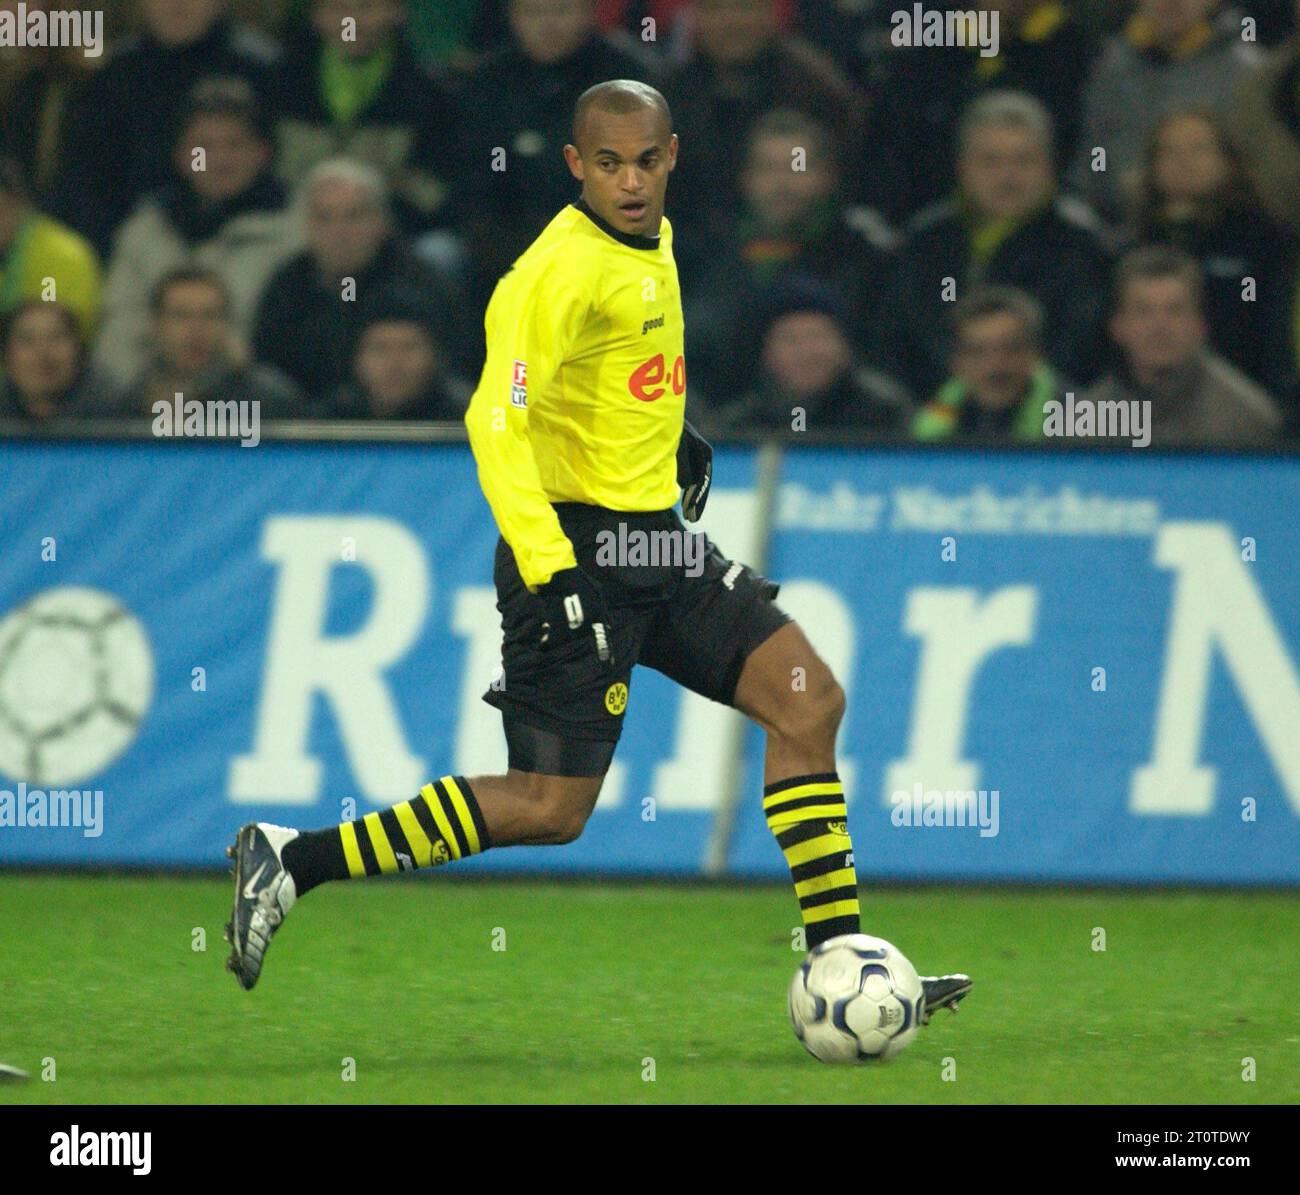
[628,353,685,402]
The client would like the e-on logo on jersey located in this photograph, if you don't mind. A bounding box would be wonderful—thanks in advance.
[628,353,685,402]
[604,682,628,715]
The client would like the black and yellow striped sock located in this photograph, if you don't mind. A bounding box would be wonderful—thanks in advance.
[764,772,860,948]
[281,776,490,896]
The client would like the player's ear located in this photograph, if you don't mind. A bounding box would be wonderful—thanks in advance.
[667,133,678,171]
[563,143,584,182]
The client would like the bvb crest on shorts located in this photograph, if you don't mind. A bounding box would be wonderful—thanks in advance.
[604,682,628,715]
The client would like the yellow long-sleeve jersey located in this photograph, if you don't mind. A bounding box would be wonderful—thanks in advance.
[464,198,687,591]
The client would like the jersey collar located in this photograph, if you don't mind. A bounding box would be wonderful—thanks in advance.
[572,195,660,250]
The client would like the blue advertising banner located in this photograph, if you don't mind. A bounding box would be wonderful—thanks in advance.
[729,448,1300,884]
[1,438,1297,883]
[0,440,759,874]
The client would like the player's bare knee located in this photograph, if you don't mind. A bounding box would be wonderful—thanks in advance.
[773,672,844,752]
[513,771,598,844]
[542,801,589,845]
[530,791,591,844]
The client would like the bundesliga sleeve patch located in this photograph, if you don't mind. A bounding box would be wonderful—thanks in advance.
[510,360,528,409]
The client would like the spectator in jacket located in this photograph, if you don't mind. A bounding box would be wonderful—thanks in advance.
[681,109,898,405]
[0,300,117,420]
[93,78,302,389]
[1225,17,1300,232]
[322,298,471,421]
[1124,108,1298,404]
[252,158,470,400]
[0,156,102,341]
[714,275,910,438]
[861,1,1100,223]
[272,0,464,238]
[1069,0,1260,224]
[1078,245,1282,446]
[0,32,102,199]
[102,267,304,418]
[892,91,1111,399]
[457,0,664,307]
[49,0,280,255]
[913,286,1062,442]
[669,0,866,240]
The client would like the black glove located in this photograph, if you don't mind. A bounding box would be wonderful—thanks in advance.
[535,566,613,664]
[676,418,713,522]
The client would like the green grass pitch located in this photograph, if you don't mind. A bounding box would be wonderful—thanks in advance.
[1,874,1296,1104]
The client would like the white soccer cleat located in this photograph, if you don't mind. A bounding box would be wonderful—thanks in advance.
[224,822,299,991]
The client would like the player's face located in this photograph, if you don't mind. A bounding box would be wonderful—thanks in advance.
[954,312,1036,411]
[4,307,80,403]
[567,109,677,237]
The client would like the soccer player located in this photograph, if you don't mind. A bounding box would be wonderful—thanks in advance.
[224,80,971,1025]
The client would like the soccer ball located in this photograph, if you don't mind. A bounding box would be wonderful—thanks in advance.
[788,934,924,1062]
[0,587,154,785]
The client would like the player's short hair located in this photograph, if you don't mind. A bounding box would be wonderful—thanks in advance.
[1113,244,1204,311]
[572,79,672,147]
[957,90,1054,158]
[745,108,837,172]
[298,157,391,214]
[149,266,231,317]
[951,286,1044,346]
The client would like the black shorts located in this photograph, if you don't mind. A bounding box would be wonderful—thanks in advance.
[482,502,793,775]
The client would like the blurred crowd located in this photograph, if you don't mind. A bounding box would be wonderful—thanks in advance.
[2,0,1300,447]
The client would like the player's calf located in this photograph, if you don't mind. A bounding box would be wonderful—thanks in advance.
[222,770,607,989]
[734,625,858,947]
